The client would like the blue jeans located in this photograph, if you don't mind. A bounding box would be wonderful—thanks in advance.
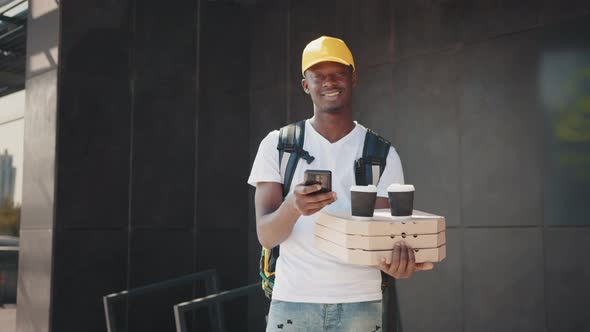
[266,299,382,332]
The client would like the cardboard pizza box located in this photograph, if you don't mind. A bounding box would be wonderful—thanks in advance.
[314,223,446,250]
[315,235,446,265]
[315,209,445,236]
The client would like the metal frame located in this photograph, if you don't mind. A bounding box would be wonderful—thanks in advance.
[0,246,18,305]
[102,269,223,332]
[173,282,259,332]
[0,0,27,97]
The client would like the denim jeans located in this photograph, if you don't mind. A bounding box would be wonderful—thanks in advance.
[266,299,383,332]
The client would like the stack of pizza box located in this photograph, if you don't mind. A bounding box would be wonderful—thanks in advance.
[314,209,446,266]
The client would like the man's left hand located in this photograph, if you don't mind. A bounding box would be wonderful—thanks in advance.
[379,241,434,279]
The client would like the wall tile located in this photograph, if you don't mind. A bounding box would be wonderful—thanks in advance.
[51,230,127,332]
[130,77,196,229]
[15,229,53,332]
[196,230,250,332]
[134,0,197,81]
[196,230,248,290]
[353,63,394,131]
[540,0,590,25]
[459,32,543,227]
[392,0,540,60]
[289,0,354,54]
[249,86,287,154]
[249,86,287,172]
[128,229,194,286]
[21,70,57,230]
[391,0,463,60]
[128,230,195,332]
[455,0,540,43]
[461,109,543,227]
[349,0,394,68]
[389,52,461,226]
[196,2,251,231]
[197,75,249,231]
[200,3,250,96]
[545,228,590,332]
[56,74,131,229]
[247,187,256,233]
[288,84,314,123]
[397,229,462,332]
[60,0,131,78]
[463,228,545,332]
[458,32,540,118]
[250,4,288,90]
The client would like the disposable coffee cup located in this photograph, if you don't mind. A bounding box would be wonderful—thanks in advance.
[350,185,378,220]
[387,184,415,219]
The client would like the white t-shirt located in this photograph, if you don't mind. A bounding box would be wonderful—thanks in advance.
[247,119,404,303]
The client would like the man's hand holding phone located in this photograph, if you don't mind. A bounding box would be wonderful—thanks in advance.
[289,183,337,216]
[288,170,336,216]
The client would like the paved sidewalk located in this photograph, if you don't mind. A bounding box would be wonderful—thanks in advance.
[0,305,16,332]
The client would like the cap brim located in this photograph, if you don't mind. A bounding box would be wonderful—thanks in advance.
[302,56,354,77]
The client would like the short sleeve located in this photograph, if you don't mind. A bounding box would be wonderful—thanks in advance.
[247,130,282,187]
[376,146,404,197]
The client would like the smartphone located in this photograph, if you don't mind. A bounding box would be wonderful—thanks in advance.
[304,170,332,193]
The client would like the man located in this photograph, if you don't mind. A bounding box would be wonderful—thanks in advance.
[248,36,433,332]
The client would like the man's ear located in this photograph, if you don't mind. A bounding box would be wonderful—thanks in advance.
[351,70,358,88]
[301,78,310,94]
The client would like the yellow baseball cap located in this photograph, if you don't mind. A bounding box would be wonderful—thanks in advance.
[301,36,355,77]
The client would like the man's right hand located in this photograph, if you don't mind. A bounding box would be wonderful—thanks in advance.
[288,183,337,216]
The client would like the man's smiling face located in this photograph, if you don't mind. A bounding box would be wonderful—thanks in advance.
[302,61,357,114]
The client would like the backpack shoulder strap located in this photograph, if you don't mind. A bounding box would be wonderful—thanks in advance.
[277,120,315,198]
[260,120,314,299]
[355,128,391,186]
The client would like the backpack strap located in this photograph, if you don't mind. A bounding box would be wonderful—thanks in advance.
[259,120,315,299]
[357,129,400,331]
[277,120,315,198]
[355,128,391,186]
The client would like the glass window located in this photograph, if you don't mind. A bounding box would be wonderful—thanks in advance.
[0,89,24,332]
[0,1,26,329]
[540,44,590,225]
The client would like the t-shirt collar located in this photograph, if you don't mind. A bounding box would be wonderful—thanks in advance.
[305,119,361,146]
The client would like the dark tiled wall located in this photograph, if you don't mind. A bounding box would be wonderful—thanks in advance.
[248,1,590,331]
[21,0,252,331]
[20,0,590,331]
